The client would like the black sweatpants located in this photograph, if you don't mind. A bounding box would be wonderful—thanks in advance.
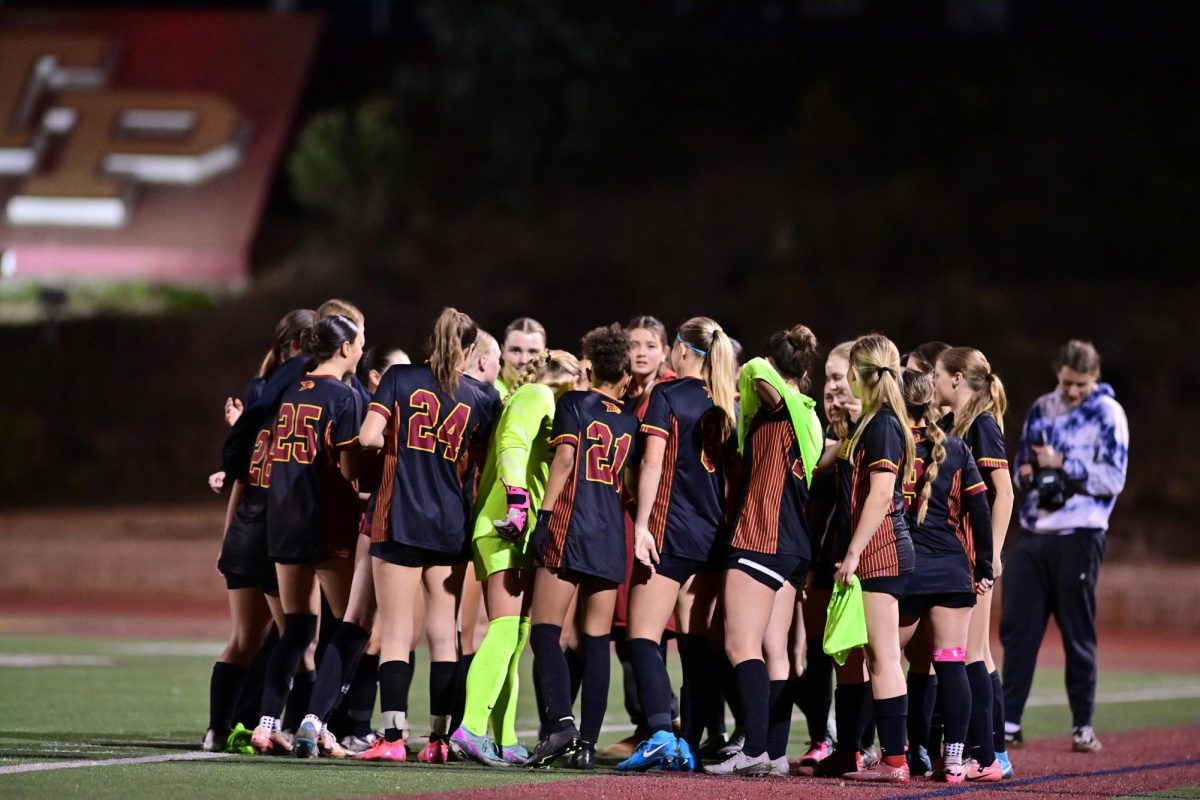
[1000,528,1105,729]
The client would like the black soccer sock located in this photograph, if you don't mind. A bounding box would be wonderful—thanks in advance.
[614,632,644,727]
[703,643,727,739]
[906,671,936,753]
[628,637,675,733]
[832,682,864,754]
[309,621,370,722]
[530,624,574,733]
[378,659,413,742]
[721,651,745,731]
[860,680,876,750]
[798,639,834,741]
[766,679,793,760]
[990,671,1008,754]
[734,659,771,758]
[261,613,317,721]
[873,694,907,759]
[346,652,379,737]
[208,661,247,736]
[234,626,278,727]
[450,652,474,735]
[566,644,584,707]
[282,669,316,733]
[932,660,970,750]
[580,634,610,744]
[678,633,710,747]
[966,661,996,767]
[428,660,458,735]
[928,681,945,758]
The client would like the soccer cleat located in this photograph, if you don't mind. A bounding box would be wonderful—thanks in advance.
[1073,725,1103,753]
[357,736,408,762]
[251,719,292,756]
[861,744,881,769]
[201,729,218,752]
[501,741,530,765]
[615,729,678,772]
[417,737,451,764]
[340,732,379,754]
[996,749,1015,778]
[908,744,933,778]
[294,718,321,758]
[814,747,863,778]
[225,723,254,755]
[526,725,582,768]
[845,759,911,783]
[716,728,745,758]
[566,741,596,770]
[699,732,730,760]
[675,737,698,772]
[800,737,833,767]
[317,727,350,759]
[964,757,1003,781]
[703,750,771,776]
[602,728,646,759]
[1005,726,1024,747]
[767,755,790,777]
[941,761,966,784]
[448,726,508,767]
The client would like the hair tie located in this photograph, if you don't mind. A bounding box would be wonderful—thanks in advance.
[877,366,895,380]
[676,333,707,357]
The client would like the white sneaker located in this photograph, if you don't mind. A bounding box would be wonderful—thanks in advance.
[201,729,218,752]
[1073,725,1103,753]
[704,750,771,776]
[767,755,790,776]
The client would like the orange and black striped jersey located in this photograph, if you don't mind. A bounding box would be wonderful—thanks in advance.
[836,406,913,580]
[903,429,993,594]
[639,377,730,561]
[728,405,813,558]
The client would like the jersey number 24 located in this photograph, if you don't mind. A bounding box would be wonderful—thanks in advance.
[407,389,472,461]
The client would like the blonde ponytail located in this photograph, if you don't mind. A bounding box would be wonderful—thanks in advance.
[428,307,478,396]
[847,334,916,481]
[706,328,738,441]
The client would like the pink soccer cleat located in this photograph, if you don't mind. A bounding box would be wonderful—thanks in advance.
[417,738,450,764]
[357,736,408,762]
[965,757,1003,782]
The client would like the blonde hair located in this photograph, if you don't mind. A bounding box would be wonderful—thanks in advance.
[828,340,854,363]
[826,340,855,439]
[428,307,478,396]
[901,368,945,524]
[315,298,365,328]
[474,330,498,360]
[846,334,915,480]
[677,316,737,440]
[938,346,1007,438]
[510,349,582,395]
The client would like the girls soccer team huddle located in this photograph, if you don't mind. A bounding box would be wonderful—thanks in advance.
[204,298,1016,784]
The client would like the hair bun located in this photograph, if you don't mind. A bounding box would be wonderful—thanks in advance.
[787,325,817,353]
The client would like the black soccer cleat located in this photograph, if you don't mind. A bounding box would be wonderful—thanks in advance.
[566,741,595,770]
[524,725,582,768]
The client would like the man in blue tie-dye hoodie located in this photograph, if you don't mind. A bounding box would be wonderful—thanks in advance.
[999,340,1129,756]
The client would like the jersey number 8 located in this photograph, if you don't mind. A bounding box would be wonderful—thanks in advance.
[407,389,472,461]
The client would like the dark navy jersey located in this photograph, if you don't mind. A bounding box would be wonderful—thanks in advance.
[640,377,729,561]
[808,424,839,559]
[266,374,363,562]
[538,390,640,582]
[459,375,503,507]
[729,405,813,559]
[963,412,1008,477]
[234,378,271,516]
[221,354,313,480]
[369,365,500,554]
[904,430,991,594]
[836,406,913,580]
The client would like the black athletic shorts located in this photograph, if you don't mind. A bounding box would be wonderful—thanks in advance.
[369,539,464,568]
[861,573,911,598]
[218,515,278,593]
[727,549,811,591]
[899,591,976,620]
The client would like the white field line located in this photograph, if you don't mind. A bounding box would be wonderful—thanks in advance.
[514,683,1200,738]
[0,655,114,668]
[0,751,227,776]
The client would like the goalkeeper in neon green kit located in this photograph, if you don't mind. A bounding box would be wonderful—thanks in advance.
[450,350,585,765]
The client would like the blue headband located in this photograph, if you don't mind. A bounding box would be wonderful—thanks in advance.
[676,333,707,357]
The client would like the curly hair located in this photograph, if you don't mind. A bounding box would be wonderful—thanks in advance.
[581,324,632,385]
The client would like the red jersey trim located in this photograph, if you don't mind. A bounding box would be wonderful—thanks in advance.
[640,423,670,440]
[368,401,392,419]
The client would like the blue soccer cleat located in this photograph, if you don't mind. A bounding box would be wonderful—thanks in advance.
[675,737,698,772]
[996,750,1014,778]
[614,729,678,772]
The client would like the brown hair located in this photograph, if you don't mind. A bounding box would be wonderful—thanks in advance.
[1055,339,1101,376]
[510,349,582,395]
[428,307,478,395]
[901,368,945,525]
[257,308,315,379]
[582,324,632,385]
[504,317,547,343]
[315,298,364,328]
[300,315,360,363]
[905,341,951,374]
[938,346,1008,437]
[626,315,668,349]
[766,324,819,392]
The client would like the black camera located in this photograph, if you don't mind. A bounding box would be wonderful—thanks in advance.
[1033,468,1068,511]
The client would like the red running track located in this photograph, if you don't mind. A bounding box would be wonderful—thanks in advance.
[397,724,1200,800]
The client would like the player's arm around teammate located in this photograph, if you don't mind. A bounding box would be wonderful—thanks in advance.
[525,325,639,768]
[706,326,822,777]
[832,334,917,783]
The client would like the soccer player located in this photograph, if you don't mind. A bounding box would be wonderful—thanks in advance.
[934,346,1015,778]
[526,324,639,768]
[615,316,738,773]
[832,334,916,784]
[204,309,313,755]
[495,317,547,399]
[705,326,822,777]
[250,314,367,756]
[450,349,583,766]
[356,308,501,763]
[898,368,995,783]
